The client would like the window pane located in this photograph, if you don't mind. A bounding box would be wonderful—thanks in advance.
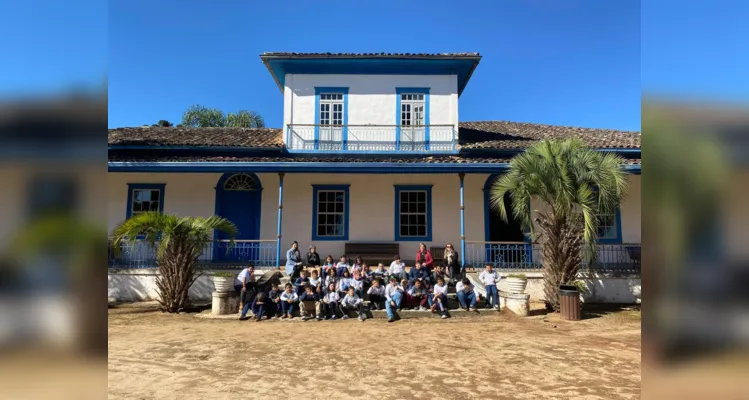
[149,201,159,211]
[409,215,418,225]
[132,202,142,212]
[417,226,426,237]
[417,214,426,225]
[408,226,418,236]
[409,192,417,202]
[335,202,343,213]
[325,225,335,236]
[150,191,159,201]
[400,215,408,225]
[317,226,326,236]
[417,202,426,213]
[401,226,409,236]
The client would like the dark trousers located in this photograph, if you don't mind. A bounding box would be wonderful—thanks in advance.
[341,303,364,318]
[405,293,428,308]
[485,284,499,308]
[323,301,339,318]
[268,301,282,316]
[368,293,384,307]
[252,303,265,319]
[281,301,296,315]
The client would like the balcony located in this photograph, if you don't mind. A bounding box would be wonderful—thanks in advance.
[286,124,457,153]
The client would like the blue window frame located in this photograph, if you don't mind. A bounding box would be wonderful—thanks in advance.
[395,87,430,151]
[314,87,349,150]
[592,188,622,243]
[312,184,350,241]
[126,183,166,219]
[394,185,432,241]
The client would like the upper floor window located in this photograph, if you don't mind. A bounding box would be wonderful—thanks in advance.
[399,93,426,126]
[319,93,344,126]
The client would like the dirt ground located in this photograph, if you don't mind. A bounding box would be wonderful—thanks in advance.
[108,303,641,400]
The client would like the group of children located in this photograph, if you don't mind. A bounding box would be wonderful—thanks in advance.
[238,253,505,323]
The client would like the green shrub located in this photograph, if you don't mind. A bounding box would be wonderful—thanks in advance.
[507,273,527,279]
[214,272,234,278]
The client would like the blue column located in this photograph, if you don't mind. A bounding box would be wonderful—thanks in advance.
[459,173,466,268]
[275,172,285,268]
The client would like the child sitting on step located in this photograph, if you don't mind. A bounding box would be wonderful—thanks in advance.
[280,283,299,319]
[335,255,350,277]
[340,286,365,321]
[429,277,449,319]
[350,271,365,298]
[294,270,310,296]
[337,269,353,296]
[250,292,267,321]
[322,255,336,278]
[367,278,386,310]
[322,282,340,320]
[405,279,429,311]
[268,282,283,318]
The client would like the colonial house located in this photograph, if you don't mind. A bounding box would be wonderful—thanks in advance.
[108,52,641,273]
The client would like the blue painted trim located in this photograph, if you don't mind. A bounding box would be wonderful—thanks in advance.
[311,184,351,241]
[597,208,623,244]
[285,149,460,155]
[109,161,640,175]
[213,173,263,261]
[459,174,466,267]
[276,173,284,267]
[261,57,481,96]
[314,87,349,151]
[393,184,433,242]
[395,88,431,151]
[109,145,282,152]
[125,183,166,220]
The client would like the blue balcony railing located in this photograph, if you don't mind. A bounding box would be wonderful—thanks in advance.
[286,124,457,152]
[465,242,641,272]
[108,239,278,269]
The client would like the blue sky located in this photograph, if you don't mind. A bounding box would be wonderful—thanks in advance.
[107,0,641,130]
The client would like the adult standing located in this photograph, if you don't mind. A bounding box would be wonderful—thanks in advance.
[443,243,461,282]
[285,241,303,280]
[415,243,434,271]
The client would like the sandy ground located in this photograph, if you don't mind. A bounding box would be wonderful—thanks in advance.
[108,303,641,400]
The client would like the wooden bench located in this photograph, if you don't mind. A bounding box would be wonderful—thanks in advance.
[345,243,400,265]
[430,246,446,264]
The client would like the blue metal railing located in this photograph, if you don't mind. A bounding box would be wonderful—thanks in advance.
[108,239,278,269]
[465,242,641,272]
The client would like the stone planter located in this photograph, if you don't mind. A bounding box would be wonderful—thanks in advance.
[504,277,528,294]
[213,275,234,293]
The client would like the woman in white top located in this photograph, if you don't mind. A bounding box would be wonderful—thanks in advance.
[429,277,449,319]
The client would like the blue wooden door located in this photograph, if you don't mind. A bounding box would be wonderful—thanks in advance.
[216,174,261,262]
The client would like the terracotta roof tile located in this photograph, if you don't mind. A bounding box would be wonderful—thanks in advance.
[108,126,284,148]
[458,121,640,149]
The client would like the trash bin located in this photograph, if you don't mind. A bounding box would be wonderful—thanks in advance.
[559,285,581,321]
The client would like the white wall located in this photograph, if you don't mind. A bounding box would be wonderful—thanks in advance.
[283,74,459,134]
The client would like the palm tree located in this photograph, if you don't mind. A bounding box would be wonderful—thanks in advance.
[111,212,238,313]
[181,104,265,128]
[489,139,629,311]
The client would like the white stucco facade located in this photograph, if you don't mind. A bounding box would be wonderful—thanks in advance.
[107,172,641,261]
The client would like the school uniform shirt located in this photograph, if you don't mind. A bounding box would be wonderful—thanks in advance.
[323,291,340,304]
[341,293,363,307]
[372,268,387,276]
[479,271,500,286]
[235,268,255,286]
[280,291,298,302]
[295,277,310,295]
[268,289,282,301]
[309,277,321,288]
[367,285,386,297]
[389,261,405,275]
[433,283,448,297]
[408,285,427,297]
[385,284,403,301]
[299,291,319,302]
[336,262,350,272]
[350,264,363,274]
[456,281,480,298]
[350,278,364,291]
[337,277,353,291]
[325,275,338,289]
